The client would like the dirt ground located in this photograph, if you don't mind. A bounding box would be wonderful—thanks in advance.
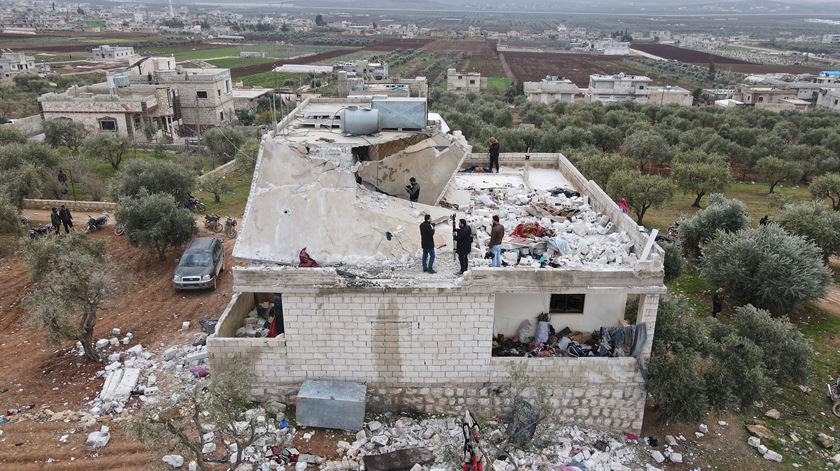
[0,216,236,469]
[504,52,626,86]
[229,48,359,79]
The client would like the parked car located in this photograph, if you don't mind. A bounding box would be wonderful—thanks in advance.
[173,237,225,291]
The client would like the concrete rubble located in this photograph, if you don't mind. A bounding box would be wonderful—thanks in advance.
[235,309,271,337]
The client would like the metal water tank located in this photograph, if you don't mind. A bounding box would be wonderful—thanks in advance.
[341,106,380,135]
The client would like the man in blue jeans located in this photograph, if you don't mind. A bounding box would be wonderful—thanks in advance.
[489,215,504,267]
[419,214,436,273]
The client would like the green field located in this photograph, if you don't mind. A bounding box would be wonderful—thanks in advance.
[645,181,812,232]
[238,71,309,88]
[206,57,277,69]
[139,44,334,61]
[485,77,511,93]
[195,171,253,217]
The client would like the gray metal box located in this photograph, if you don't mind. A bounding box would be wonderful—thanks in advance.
[371,97,427,130]
[295,380,366,431]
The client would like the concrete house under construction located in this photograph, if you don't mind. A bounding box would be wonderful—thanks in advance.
[207,96,665,433]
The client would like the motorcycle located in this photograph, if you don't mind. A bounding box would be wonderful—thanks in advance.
[224,216,238,239]
[85,213,109,233]
[186,197,205,212]
[28,223,53,240]
[204,214,222,233]
[19,215,31,227]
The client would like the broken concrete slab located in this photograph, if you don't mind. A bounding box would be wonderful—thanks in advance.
[99,368,140,404]
[162,454,184,468]
[746,424,774,441]
[296,380,366,431]
[362,447,435,471]
[85,426,110,450]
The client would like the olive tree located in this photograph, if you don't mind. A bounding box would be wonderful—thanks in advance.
[199,173,232,203]
[810,173,840,210]
[678,194,749,257]
[116,192,196,261]
[202,127,246,164]
[20,233,114,361]
[0,142,61,206]
[731,304,812,383]
[606,170,676,225]
[671,151,733,208]
[0,126,27,145]
[82,132,132,171]
[43,119,88,154]
[0,198,22,235]
[235,138,260,174]
[621,130,672,172]
[574,153,633,187]
[755,156,803,194]
[778,201,840,261]
[701,224,831,311]
[109,158,195,204]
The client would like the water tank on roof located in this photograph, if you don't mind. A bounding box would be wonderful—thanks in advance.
[341,106,380,136]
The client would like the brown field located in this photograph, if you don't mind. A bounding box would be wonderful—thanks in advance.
[504,52,626,86]
[713,62,823,74]
[366,38,433,51]
[229,48,358,78]
[631,43,748,64]
[423,39,498,58]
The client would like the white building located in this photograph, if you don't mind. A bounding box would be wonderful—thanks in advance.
[205,96,665,435]
[524,76,583,104]
[446,68,486,95]
[822,34,840,44]
[0,51,35,85]
[817,88,840,112]
[90,45,136,62]
[586,73,652,103]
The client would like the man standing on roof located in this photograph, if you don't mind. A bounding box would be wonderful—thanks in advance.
[420,214,436,274]
[489,215,504,267]
[488,137,500,173]
[455,218,472,274]
[406,177,420,204]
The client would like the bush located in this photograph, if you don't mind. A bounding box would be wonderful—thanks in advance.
[199,173,232,203]
[703,334,772,410]
[731,305,812,383]
[0,126,27,145]
[678,194,749,257]
[81,132,131,171]
[203,127,246,163]
[115,191,196,261]
[606,170,676,225]
[647,351,708,423]
[778,201,840,261]
[662,242,685,283]
[574,153,633,187]
[109,158,195,204]
[235,139,261,175]
[701,224,832,311]
[0,198,21,234]
[810,173,840,211]
[652,296,710,355]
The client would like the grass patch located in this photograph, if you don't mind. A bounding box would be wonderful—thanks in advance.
[194,171,252,218]
[668,266,710,313]
[645,181,811,232]
[239,72,309,89]
[485,76,511,93]
[206,57,277,69]
[140,44,333,61]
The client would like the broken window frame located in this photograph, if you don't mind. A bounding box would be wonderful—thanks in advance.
[548,294,585,314]
[98,118,118,132]
[196,90,208,99]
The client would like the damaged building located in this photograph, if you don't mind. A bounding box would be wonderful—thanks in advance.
[207,96,665,434]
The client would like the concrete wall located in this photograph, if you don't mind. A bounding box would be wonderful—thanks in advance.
[493,292,627,337]
[208,288,649,432]
[5,115,43,136]
[23,199,118,212]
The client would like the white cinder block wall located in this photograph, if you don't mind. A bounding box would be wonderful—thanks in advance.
[208,290,657,433]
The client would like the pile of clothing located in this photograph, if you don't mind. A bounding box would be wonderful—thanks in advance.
[491,316,646,359]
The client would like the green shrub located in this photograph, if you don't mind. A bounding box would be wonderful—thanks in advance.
[678,194,749,257]
[662,242,685,284]
[731,305,812,383]
[704,334,772,410]
[647,351,708,423]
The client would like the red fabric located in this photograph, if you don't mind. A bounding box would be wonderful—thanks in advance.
[298,248,319,268]
[618,198,630,214]
[511,222,545,238]
[268,318,277,338]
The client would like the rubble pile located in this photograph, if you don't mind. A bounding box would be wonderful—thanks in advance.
[86,335,158,416]
[462,183,637,269]
[235,310,273,338]
[492,320,644,359]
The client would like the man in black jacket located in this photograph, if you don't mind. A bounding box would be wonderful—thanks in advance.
[58,205,73,233]
[419,214,436,273]
[455,218,472,274]
[488,137,500,173]
[50,207,61,236]
[406,177,420,203]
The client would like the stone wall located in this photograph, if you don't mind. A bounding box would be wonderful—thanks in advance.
[208,289,649,433]
[23,198,117,212]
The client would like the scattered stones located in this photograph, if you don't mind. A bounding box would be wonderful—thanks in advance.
[698,424,709,434]
[202,442,216,454]
[371,434,389,446]
[650,450,665,464]
[748,436,762,448]
[747,424,774,441]
[368,420,382,432]
[799,385,812,394]
[665,435,678,446]
[765,409,781,420]
[817,433,836,449]
[718,421,728,426]
[669,452,683,464]
[85,426,110,450]
[162,454,185,468]
[764,450,783,463]
[695,432,704,439]
[181,321,190,331]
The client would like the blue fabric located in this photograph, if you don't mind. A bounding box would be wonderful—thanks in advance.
[422,248,436,271]
[491,244,502,267]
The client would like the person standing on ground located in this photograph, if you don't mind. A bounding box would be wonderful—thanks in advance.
[488,137,500,173]
[58,170,68,194]
[711,288,725,318]
[420,214,436,273]
[489,215,504,267]
[58,204,73,234]
[50,207,61,236]
[406,177,420,203]
[455,218,473,274]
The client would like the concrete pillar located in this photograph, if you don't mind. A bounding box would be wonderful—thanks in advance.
[636,293,659,363]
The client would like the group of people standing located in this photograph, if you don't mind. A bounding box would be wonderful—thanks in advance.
[419,213,505,275]
[50,205,74,235]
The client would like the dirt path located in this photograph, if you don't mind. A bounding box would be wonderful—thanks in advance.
[0,230,236,469]
[816,284,840,317]
[497,52,515,81]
